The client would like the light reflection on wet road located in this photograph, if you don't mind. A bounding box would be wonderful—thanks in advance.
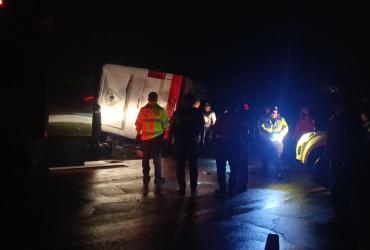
[4,158,335,249]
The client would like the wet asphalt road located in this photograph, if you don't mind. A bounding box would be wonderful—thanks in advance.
[4,158,339,250]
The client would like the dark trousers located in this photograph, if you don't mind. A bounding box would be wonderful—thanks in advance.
[202,126,214,156]
[238,146,249,191]
[216,141,245,194]
[141,134,163,180]
[175,139,198,191]
[261,140,282,177]
[329,159,352,221]
[202,126,211,146]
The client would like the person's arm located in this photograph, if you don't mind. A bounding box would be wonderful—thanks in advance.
[161,109,169,130]
[259,119,272,140]
[211,112,217,126]
[280,118,289,138]
[196,111,205,136]
[195,112,205,150]
[135,108,143,138]
[213,115,223,139]
[168,111,177,142]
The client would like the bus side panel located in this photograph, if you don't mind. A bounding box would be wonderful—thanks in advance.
[121,68,148,139]
[99,66,131,130]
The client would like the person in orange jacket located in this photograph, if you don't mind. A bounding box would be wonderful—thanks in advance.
[135,92,169,185]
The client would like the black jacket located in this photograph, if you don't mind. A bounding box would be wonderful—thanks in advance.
[170,107,204,143]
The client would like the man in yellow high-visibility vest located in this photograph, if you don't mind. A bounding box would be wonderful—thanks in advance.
[259,106,288,179]
[135,92,169,185]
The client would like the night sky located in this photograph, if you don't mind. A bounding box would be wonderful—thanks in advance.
[1,2,370,131]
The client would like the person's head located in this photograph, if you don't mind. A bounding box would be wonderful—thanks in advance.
[148,92,158,104]
[184,93,196,108]
[243,103,250,112]
[193,98,201,109]
[204,102,211,112]
[271,106,278,118]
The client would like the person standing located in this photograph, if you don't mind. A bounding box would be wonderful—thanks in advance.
[214,99,250,196]
[238,101,254,192]
[202,102,217,155]
[135,92,169,185]
[170,93,204,197]
[259,106,289,179]
[91,101,102,146]
[326,90,364,227]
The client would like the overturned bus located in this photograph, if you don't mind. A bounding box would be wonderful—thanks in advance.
[40,64,201,167]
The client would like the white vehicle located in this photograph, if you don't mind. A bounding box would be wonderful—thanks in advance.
[98,64,195,139]
[19,64,199,168]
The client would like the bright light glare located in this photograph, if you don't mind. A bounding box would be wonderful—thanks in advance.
[264,200,280,209]
[263,190,286,209]
[125,107,140,123]
[48,114,92,124]
[271,133,283,142]
[101,106,124,128]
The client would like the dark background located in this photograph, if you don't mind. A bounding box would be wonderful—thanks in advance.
[1,1,369,136]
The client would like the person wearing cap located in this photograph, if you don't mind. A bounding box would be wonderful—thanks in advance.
[202,102,217,156]
[294,107,315,142]
[135,92,169,185]
[259,106,289,179]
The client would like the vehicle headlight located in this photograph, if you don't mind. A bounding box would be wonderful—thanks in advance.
[298,132,315,144]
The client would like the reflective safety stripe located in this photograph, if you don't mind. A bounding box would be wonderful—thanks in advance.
[136,103,169,141]
[142,118,162,122]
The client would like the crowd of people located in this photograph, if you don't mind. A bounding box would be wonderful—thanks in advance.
[133,91,302,197]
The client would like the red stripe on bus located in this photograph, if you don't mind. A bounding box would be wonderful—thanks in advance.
[164,74,183,140]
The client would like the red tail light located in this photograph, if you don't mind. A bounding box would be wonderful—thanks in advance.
[148,70,166,79]
[83,96,95,103]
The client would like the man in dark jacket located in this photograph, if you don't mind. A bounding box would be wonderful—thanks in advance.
[326,92,364,226]
[170,93,204,197]
[214,99,250,196]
